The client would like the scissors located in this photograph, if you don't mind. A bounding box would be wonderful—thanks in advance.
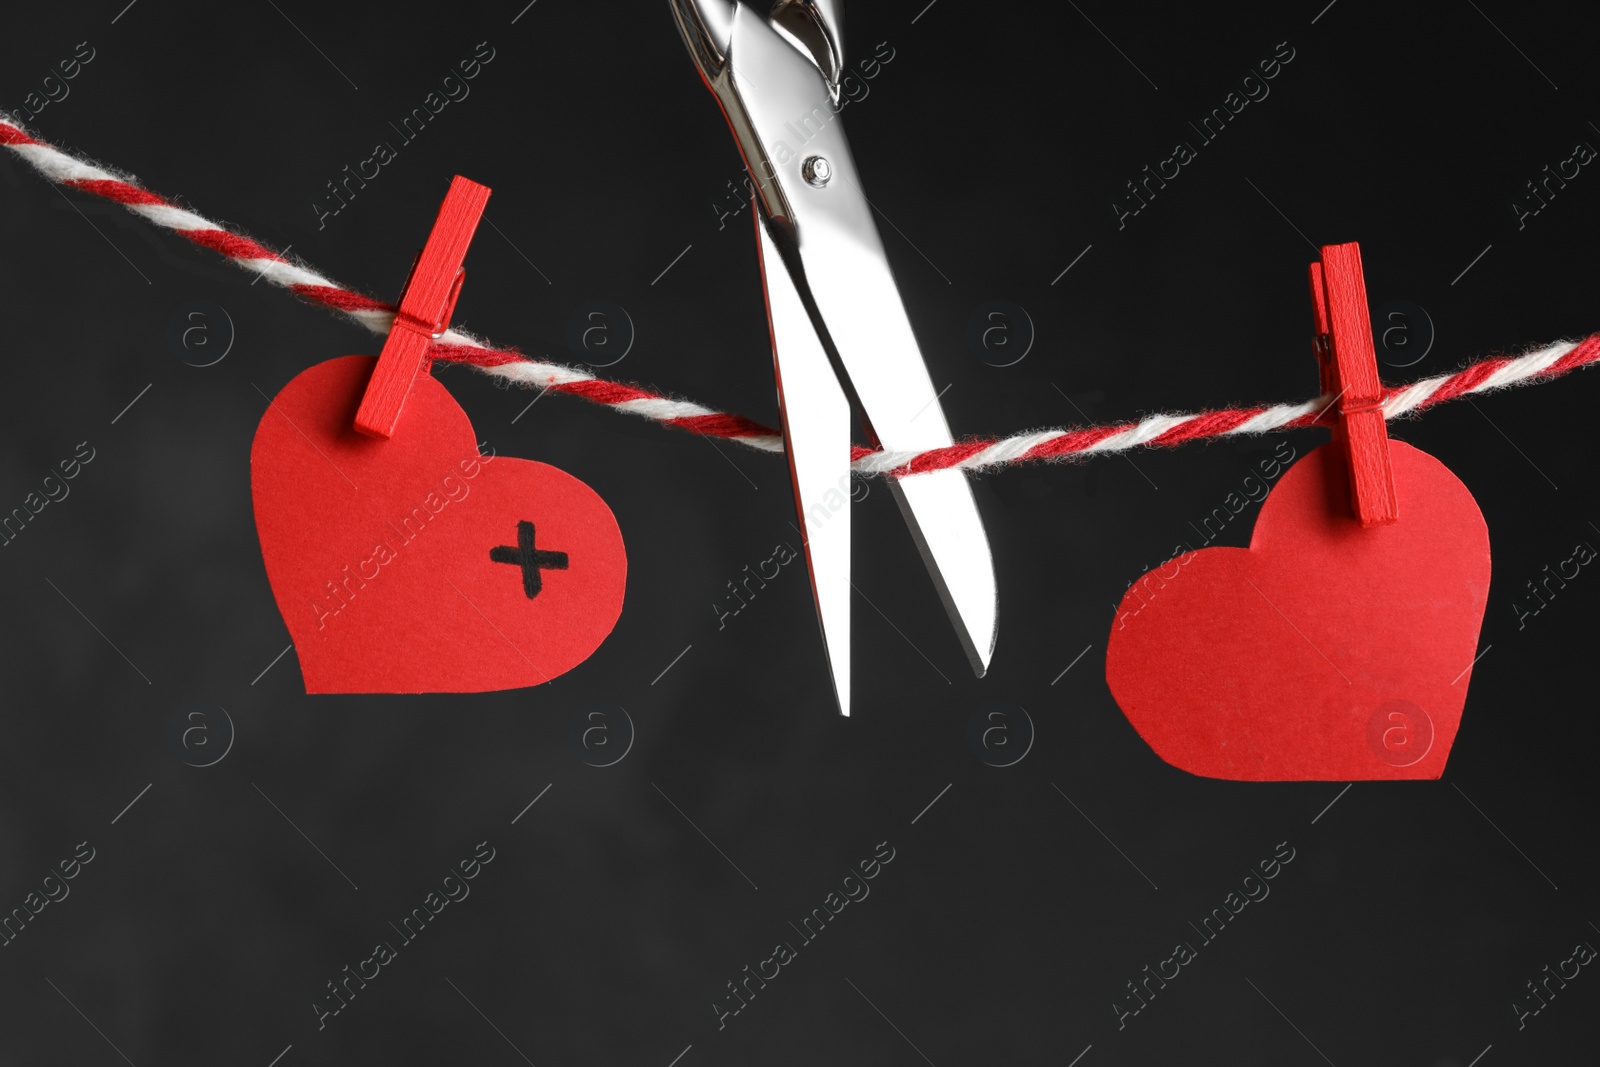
[669,0,998,715]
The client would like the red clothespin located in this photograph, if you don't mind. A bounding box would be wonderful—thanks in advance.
[354,175,491,438]
[1308,241,1398,527]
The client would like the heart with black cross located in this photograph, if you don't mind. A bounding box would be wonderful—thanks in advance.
[251,355,627,693]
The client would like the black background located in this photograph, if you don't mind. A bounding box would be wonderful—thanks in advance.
[3,1,1599,1064]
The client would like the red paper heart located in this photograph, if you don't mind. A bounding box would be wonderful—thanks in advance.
[1105,441,1490,781]
[251,356,626,693]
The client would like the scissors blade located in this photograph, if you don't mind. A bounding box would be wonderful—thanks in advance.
[756,213,854,715]
[669,0,997,680]
[788,160,999,678]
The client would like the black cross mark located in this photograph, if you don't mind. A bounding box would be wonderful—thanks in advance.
[489,521,569,599]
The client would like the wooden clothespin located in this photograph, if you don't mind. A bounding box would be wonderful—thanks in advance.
[354,175,491,438]
[1308,241,1398,526]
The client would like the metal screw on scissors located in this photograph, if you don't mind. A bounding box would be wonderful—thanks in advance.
[669,0,999,715]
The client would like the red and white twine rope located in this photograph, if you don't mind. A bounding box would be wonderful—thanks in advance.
[4,110,1597,477]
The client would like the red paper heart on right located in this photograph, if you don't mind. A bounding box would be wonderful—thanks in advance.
[1105,441,1490,781]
